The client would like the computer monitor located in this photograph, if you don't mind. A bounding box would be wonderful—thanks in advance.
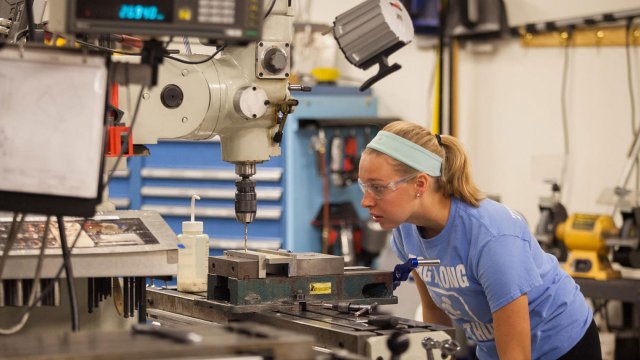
[0,45,108,217]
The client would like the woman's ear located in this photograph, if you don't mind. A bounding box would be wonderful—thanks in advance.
[414,173,429,194]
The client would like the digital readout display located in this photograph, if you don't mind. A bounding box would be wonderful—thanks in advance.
[119,5,166,21]
[76,0,174,23]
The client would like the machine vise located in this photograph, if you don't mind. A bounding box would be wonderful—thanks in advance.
[207,249,396,307]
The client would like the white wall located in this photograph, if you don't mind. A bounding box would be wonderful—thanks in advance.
[504,0,640,26]
[458,40,640,225]
[301,0,640,227]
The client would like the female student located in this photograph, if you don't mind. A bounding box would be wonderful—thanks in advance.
[358,121,600,359]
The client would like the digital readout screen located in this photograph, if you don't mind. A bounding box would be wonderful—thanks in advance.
[76,0,174,23]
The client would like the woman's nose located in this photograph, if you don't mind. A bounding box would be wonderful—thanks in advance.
[360,191,375,208]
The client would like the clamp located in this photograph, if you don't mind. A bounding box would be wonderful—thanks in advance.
[392,258,440,290]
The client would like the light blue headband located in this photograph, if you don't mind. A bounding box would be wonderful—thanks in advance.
[366,131,442,177]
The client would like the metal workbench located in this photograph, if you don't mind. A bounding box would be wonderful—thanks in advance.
[575,277,640,359]
[575,278,640,326]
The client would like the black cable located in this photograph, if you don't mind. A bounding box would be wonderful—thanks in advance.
[21,219,88,316]
[625,17,639,194]
[437,0,449,134]
[164,44,226,65]
[73,38,143,56]
[125,62,133,128]
[70,34,180,57]
[137,276,146,324]
[57,216,79,332]
[264,0,277,19]
[123,277,129,319]
[24,0,35,41]
[165,36,174,48]
[88,277,94,314]
[129,276,135,317]
[559,27,573,195]
[73,35,226,65]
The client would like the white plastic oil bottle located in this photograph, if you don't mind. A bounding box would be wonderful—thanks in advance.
[177,195,209,292]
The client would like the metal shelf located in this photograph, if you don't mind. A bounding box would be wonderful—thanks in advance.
[141,186,282,201]
[298,117,397,130]
[141,167,283,182]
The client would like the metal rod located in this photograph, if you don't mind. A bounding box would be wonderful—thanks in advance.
[123,277,129,318]
[88,278,93,314]
[93,277,99,308]
[137,277,146,324]
[129,276,135,317]
[133,277,139,313]
[417,259,440,267]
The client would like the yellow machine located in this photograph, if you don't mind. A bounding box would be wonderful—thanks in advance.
[556,213,622,280]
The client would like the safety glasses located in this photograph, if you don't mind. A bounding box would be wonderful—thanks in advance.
[357,173,418,199]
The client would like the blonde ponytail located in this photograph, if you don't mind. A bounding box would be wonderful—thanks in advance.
[437,135,484,207]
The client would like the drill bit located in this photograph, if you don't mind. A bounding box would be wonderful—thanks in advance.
[244,223,248,252]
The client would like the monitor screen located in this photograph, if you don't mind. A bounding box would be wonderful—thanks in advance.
[0,45,108,216]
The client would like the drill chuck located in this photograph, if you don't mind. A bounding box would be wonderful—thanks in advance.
[235,177,256,224]
[234,163,257,224]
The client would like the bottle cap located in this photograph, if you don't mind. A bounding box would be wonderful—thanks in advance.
[182,195,203,233]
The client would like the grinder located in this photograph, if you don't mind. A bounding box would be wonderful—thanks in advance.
[556,213,621,280]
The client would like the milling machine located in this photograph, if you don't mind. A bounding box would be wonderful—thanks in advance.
[75,0,418,241]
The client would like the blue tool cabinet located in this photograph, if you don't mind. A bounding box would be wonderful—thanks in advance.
[109,86,385,254]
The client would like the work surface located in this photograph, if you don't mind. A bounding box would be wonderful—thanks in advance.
[0,322,314,360]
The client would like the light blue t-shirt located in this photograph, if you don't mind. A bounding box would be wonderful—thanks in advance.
[391,198,592,360]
